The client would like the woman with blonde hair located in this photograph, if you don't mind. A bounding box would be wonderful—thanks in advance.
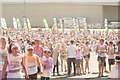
[0,37,8,79]
[52,43,61,76]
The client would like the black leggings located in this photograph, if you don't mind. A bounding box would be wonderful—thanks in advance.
[41,77,50,80]
[53,59,59,74]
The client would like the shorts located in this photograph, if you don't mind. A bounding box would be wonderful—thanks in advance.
[76,59,80,67]
[80,58,83,62]
[108,59,115,65]
[84,53,90,58]
[97,56,106,63]
[29,73,37,79]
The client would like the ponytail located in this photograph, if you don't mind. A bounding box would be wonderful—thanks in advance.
[8,43,13,54]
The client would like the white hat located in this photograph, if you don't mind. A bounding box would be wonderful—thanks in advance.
[27,46,34,50]
[11,45,19,50]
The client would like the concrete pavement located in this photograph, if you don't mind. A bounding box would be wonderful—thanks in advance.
[51,52,112,80]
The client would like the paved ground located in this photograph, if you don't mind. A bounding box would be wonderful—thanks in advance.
[50,52,112,80]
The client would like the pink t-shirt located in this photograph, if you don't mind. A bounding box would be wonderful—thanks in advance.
[41,56,53,69]
[76,47,83,59]
[41,56,53,77]
[34,46,43,57]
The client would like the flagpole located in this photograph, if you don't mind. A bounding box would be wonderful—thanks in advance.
[63,19,65,38]
[23,0,25,30]
[78,19,80,32]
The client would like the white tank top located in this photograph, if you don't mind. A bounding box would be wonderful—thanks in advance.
[26,54,38,75]
[84,46,90,55]
[7,54,23,71]
[0,48,8,71]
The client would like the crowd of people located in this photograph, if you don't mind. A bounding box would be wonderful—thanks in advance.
[0,28,120,80]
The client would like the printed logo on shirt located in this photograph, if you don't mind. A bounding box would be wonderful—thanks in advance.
[9,61,21,69]
[42,59,52,69]
[0,53,7,63]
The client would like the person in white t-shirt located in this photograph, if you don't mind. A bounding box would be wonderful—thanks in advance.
[109,54,120,79]
[96,39,107,77]
[67,40,77,76]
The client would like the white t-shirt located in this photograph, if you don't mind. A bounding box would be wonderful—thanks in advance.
[109,65,120,78]
[97,44,106,57]
[67,45,77,58]
[76,47,83,59]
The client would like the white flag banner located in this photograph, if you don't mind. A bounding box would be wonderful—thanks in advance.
[53,18,57,30]
[13,17,18,28]
[1,18,4,28]
[17,18,22,29]
[27,18,32,30]
[22,17,28,29]
[43,19,49,31]
[1,18,7,29]
[104,19,108,30]
[3,18,7,29]
[83,18,87,30]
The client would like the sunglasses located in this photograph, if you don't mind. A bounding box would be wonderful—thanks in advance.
[28,49,33,51]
